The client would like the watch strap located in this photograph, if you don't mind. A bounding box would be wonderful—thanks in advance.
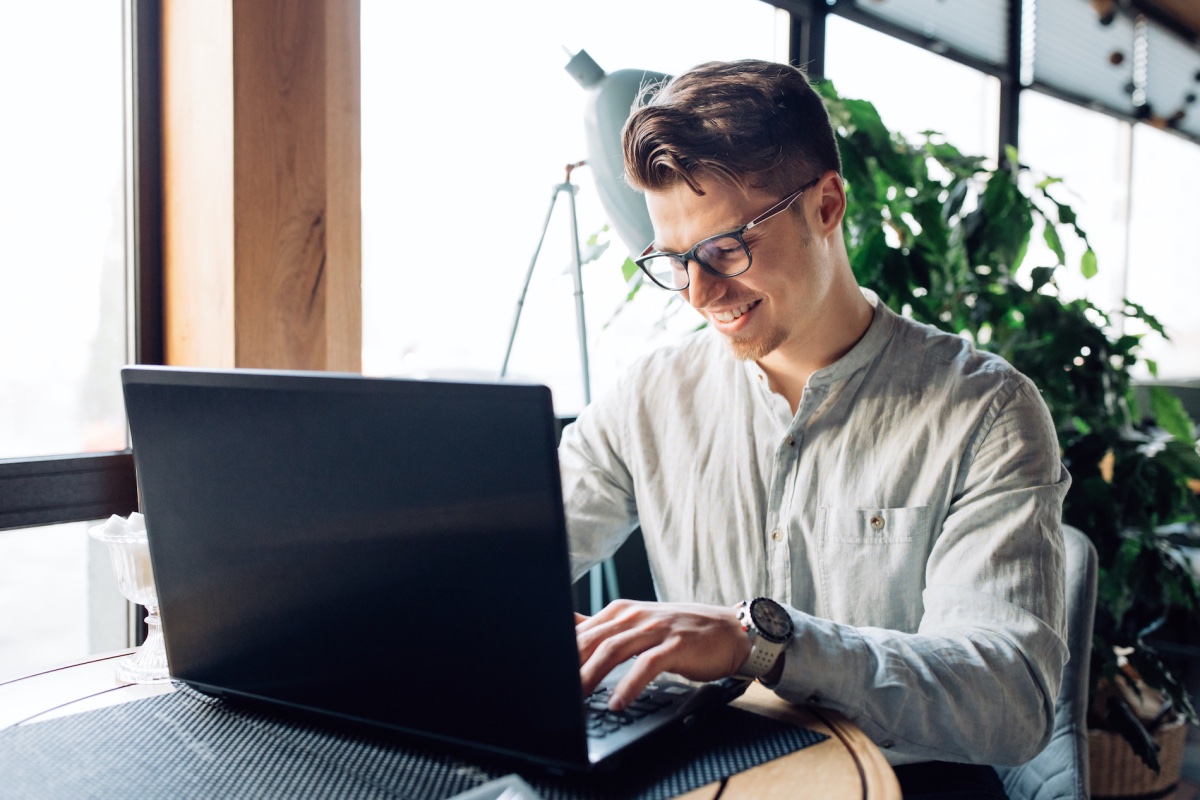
[735,599,789,679]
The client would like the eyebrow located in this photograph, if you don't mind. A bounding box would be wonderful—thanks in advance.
[655,220,749,255]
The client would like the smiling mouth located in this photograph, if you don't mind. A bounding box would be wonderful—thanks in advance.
[711,299,761,324]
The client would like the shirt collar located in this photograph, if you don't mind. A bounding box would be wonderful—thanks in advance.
[741,287,897,389]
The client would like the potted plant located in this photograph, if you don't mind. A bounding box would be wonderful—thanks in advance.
[809,79,1200,792]
[610,81,1200,790]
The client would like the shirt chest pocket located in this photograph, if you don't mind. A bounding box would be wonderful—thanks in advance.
[817,505,933,630]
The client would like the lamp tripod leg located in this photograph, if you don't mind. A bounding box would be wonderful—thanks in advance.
[566,179,591,406]
[500,185,564,380]
[500,173,620,615]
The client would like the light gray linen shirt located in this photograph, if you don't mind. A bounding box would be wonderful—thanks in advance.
[559,289,1070,767]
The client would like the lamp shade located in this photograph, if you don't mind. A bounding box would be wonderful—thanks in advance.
[565,50,670,258]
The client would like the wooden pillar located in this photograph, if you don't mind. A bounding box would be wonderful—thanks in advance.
[162,0,361,371]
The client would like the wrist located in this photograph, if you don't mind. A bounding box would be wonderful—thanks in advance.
[730,609,753,670]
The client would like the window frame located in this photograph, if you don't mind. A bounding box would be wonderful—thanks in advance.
[0,0,161,534]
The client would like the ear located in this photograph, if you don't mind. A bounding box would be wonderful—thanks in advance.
[809,170,846,237]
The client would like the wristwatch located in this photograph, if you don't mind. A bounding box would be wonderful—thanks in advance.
[735,597,794,679]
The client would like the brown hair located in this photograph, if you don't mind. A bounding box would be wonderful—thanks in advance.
[622,60,841,197]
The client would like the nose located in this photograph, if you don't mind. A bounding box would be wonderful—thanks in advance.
[682,261,722,309]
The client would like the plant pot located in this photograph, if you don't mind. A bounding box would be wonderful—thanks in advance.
[1088,716,1188,799]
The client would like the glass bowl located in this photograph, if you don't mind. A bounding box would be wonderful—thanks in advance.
[89,513,170,683]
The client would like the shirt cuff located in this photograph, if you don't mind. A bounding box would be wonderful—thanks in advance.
[771,607,869,714]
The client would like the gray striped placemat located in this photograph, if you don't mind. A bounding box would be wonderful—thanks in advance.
[0,684,826,799]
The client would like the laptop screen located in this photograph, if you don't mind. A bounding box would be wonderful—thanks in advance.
[123,367,589,768]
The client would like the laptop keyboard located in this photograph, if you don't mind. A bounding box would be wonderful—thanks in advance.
[584,682,693,739]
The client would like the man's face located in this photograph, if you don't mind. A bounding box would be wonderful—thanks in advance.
[645,177,833,363]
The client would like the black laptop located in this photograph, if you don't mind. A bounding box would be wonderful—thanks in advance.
[121,366,748,773]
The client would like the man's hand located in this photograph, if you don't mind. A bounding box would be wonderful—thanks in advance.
[575,600,751,711]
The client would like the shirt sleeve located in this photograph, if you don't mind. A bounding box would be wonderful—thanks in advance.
[770,375,1070,766]
[558,378,641,584]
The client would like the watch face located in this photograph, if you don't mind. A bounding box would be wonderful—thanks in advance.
[751,598,793,641]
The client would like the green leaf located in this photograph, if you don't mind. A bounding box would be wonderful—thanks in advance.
[1013,229,1031,272]
[1164,438,1200,474]
[1103,695,1161,773]
[943,180,969,221]
[842,98,892,151]
[620,256,639,283]
[1044,225,1066,265]
[1150,386,1198,448]
[1125,301,1169,339]
[1004,144,1020,172]
[1030,266,1056,292]
[1126,387,1143,423]
[623,272,644,303]
[580,238,610,265]
[1047,196,1078,227]
[841,97,916,185]
[1147,359,1160,379]
[1081,249,1098,280]
[1037,176,1063,190]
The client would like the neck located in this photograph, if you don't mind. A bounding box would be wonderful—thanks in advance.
[757,280,874,414]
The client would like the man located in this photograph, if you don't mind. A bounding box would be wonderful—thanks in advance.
[559,60,1069,794]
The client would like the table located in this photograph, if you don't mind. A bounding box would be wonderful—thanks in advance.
[0,651,900,799]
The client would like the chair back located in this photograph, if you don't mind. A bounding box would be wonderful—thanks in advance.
[997,524,1098,800]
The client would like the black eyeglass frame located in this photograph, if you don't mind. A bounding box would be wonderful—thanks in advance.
[634,178,820,291]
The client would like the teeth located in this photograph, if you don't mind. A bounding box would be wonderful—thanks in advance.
[713,302,755,323]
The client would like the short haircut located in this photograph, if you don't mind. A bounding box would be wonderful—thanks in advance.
[622,60,841,198]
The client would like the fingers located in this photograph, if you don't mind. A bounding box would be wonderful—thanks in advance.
[576,600,654,664]
[575,598,637,634]
[575,600,751,707]
[579,623,663,696]
[608,643,673,710]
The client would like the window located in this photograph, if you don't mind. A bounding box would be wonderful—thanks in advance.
[824,14,1001,163]
[1017,89,1131,315]
[1016,90,1200,381]
[1126,123,1200,379]
[0,2,127,460]
[0,522,126,678]
[361,0,785,414]
[0,0,151,678]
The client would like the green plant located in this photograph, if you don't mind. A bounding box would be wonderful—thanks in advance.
[815,80,1200,768]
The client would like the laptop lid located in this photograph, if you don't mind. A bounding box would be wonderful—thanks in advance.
[122,366,591,770]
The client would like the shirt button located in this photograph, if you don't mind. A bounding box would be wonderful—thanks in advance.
[785,436,795,447]
[869,514,885,530]
[880,739,894,749]
[808,695,820,704]
[771,529,784,542]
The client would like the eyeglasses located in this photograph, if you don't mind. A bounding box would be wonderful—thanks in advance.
[634,179,818,291]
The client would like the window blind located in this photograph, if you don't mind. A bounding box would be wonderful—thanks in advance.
[1146,23,1200,140]
[1033,0,1138,113]
[849,0,1009,67]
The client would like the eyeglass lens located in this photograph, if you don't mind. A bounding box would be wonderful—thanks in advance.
[641,236,750,290]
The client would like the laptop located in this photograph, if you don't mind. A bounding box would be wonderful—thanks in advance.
[121,366,749,773]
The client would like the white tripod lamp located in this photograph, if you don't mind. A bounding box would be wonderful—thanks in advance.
[564,50,669,258]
